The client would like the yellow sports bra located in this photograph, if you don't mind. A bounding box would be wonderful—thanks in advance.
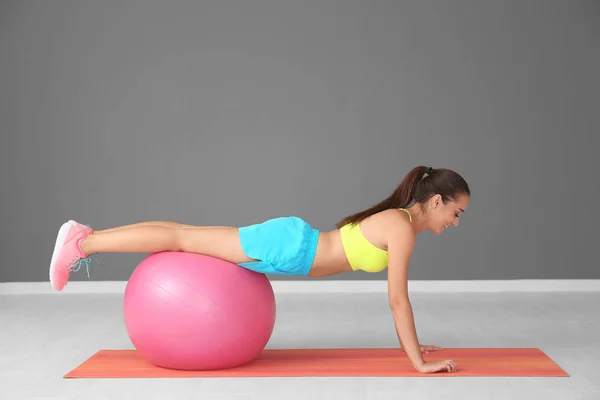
[340,208,412,273]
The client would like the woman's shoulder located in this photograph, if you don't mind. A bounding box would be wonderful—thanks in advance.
[364,209,415,242]
[374,208,413,226]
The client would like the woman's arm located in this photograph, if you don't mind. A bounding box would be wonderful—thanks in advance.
[385,213,424,370]
[389,299,424,370]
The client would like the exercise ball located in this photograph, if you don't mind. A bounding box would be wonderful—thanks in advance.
[123,251,276,370]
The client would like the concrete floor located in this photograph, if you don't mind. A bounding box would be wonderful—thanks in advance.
[1,290,599,399]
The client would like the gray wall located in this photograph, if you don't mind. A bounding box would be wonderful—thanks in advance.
[2,0,599,283]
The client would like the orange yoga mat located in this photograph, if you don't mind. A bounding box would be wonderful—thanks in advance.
[64,348,568,378]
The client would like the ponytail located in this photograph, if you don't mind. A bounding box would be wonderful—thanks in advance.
[335,165,433,228]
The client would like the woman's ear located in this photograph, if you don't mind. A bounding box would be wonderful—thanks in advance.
[431,194,442,208]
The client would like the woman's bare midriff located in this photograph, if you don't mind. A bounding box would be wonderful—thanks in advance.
[307,230,354,277]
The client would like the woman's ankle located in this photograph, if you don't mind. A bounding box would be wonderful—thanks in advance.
[79,235,94,256]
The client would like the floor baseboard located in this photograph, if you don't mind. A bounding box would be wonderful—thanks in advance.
[1,279,599,295]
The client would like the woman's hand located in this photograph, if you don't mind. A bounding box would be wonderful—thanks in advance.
[417,360,457,374]
[401,344,443,354]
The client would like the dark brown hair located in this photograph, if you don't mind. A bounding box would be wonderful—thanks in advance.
[336,165,470,228]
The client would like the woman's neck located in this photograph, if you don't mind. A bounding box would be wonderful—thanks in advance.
[404,204,428,233]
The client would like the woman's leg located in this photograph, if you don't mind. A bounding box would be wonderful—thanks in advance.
[80,225,253,264]
[94,221,230,234]
[50,220,255,291]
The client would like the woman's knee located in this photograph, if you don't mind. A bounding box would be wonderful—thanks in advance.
[157,221,186,229]
[171,227,187,251]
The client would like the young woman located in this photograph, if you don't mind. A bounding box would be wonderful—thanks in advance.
[49,165,470,374]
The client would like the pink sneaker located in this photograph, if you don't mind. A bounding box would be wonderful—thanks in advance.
[49,220,98,291]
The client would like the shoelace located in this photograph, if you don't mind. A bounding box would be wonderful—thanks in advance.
[68,254,103,279]
[67,223,103,279]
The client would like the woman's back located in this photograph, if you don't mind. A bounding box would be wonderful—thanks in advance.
[308,209,413,277]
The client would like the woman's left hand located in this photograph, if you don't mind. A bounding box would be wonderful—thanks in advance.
[401,344,443,354]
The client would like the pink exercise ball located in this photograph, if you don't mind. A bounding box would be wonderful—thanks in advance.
[123,251,276,370]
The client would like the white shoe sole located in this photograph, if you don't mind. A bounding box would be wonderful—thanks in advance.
[49,220,77,291]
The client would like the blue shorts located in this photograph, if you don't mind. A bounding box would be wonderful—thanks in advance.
[238,216,319,276]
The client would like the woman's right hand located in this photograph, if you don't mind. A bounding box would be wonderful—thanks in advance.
[416,360,457,374]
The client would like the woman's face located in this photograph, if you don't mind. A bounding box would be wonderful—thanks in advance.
[428,193,469,235]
